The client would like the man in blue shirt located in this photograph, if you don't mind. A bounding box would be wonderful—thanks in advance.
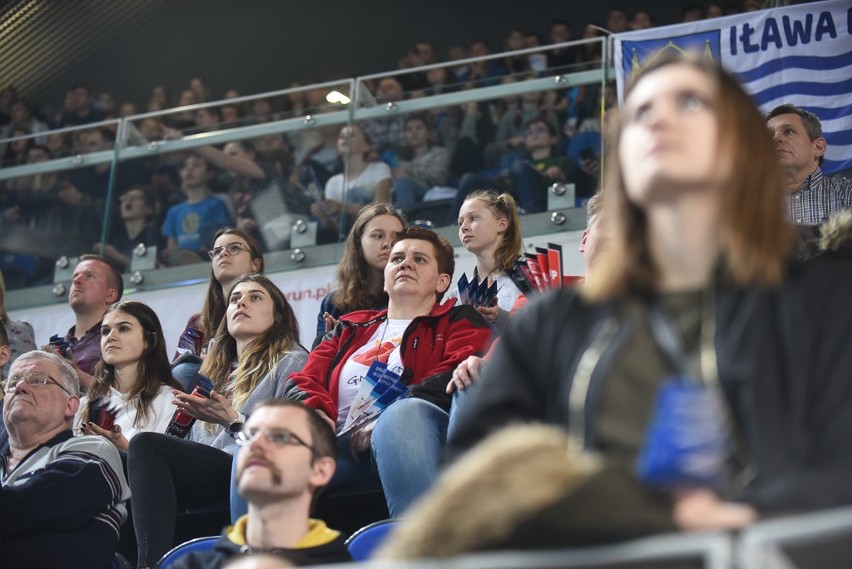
[162,155,232,264]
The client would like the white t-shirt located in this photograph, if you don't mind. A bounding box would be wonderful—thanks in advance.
[75,384,177,440]
[336,318,411,431]
[323,161,392,205]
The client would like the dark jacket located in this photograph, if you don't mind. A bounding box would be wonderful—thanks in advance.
[449,259,852,514]
[286,299,491,422]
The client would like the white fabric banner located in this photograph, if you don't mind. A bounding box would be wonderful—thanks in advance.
[10,230,586,358]
[614,0,852,174]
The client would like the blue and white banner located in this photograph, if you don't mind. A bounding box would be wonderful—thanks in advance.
[614,0,852,175]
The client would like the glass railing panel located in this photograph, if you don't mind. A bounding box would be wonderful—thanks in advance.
[84,81,357,285]
[0,121,122,290]
[2,42,608,305]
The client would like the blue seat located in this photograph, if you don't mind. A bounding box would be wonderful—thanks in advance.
[345,519,401,562]
[157,535,218,568]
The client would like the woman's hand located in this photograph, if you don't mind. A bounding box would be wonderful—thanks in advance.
[672,488,757,530]
[172,389,237,427]
[323,312,339,333]
[349,419,377,457]
[475,303,502,323]
[447,355,484,394]
[81,422,129,452]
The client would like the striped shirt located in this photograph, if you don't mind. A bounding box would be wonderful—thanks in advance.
[1,430,130,565]
[786,167,852,225]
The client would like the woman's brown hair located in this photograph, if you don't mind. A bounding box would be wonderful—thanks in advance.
[198,228,265,341]
[462,190,523,274]
[332,203,406,312]
[584,56,795,301]
[87,301,182,428]
[200,274,301,414]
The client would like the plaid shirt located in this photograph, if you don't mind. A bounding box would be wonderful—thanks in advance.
[787,167,852,224]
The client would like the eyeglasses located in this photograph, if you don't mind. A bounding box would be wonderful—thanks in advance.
[4,371,73,396]
[208,242,249,260]
[235,428,315,454]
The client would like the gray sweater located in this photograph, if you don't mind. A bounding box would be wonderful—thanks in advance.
[188,348,309,454]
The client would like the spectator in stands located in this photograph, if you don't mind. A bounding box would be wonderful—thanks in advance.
[488,77,561,166]
[546,20,577,72]
[190,106,222,134]
[311,125,392,240]
[190,77,210,103]
[100,185,164,271]
[766,104,852,224]
[171,228,264,389]
[74,301,181,450]
[129,274,308,568]
[680,3,706,22]
[147,85,170,112]
[398,40,437,92]
[0,98,48,156]
[283,227,491,517]
[161,155,233,265]
[1,270,37,380]
[362,78,407,152]
[314,204,406,345]
[391,113,452,218]
[45,254,123,391]
[426,56,852,555]
[606,6,630,33]
[466,40,508,86]
[57,84,105,127]
[453,190,524,329]
[192,141,270,237]
[95,90,118,118]
[503,28,531,75]
[1,127,32,167]
[508,116,582,214]
[69,127,118,202]
[170,400,351,568]
[1,350,130,569]
[631,9,656,29]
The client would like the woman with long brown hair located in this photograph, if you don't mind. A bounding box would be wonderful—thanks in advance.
[429,56,852,553]
[172,227,264,389]
[129,274,307,567]
[314,203,405,345]
[75,301,181,450]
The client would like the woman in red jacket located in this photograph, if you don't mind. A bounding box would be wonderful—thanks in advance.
[284,226,491,517]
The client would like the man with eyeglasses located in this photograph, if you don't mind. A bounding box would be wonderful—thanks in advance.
[0,350,130,569]
[169,399,350,569]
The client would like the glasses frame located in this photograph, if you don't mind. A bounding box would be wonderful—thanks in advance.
[4,371,73,396]
[235,427,316,454]
[208,242,250,260]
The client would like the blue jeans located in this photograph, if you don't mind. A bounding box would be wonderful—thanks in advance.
[446,385,476,445]
[393,176,430,216]
[372,397,449,517]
